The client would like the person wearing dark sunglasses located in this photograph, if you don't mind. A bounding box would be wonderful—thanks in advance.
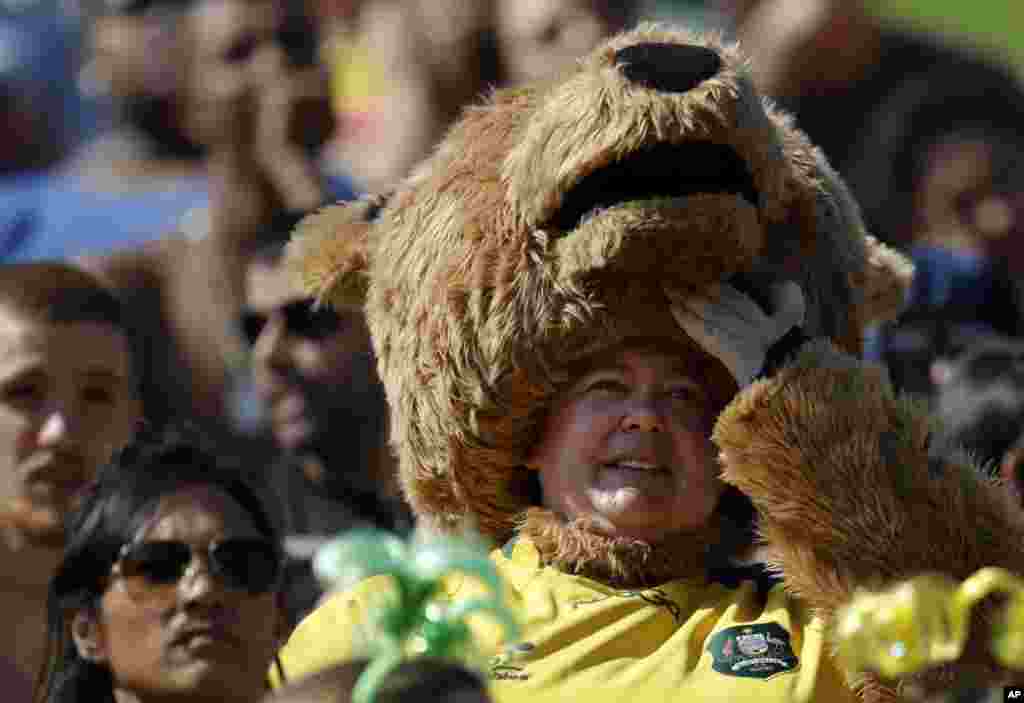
[72,0,354,449]
[243,238,383,466]
[35,424,288,703]
[241,238,411,625]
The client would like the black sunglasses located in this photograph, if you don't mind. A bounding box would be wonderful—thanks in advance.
[113,537,282,595]
[239,299,344,347]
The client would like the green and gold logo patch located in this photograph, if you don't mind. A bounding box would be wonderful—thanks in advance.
[707,623,799,679]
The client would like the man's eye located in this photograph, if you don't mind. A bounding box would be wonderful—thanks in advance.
[82,387,116,405]
[667,385,706,408]
[669,386,697,400]
[225,36,258,64]
[3,383,41,404]
[538,21,563,45]
[585,379,626,394]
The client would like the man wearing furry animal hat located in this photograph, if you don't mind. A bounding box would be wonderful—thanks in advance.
[274,27,1024,702]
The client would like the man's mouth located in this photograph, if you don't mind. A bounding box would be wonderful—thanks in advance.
[172,624,241,651]
[603,460,670,474]
[24,471,89,511]
[27,453,87,484]
[26,481,82,502]
[1,494,71,547]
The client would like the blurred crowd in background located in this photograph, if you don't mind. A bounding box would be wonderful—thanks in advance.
[3,0,1024,701]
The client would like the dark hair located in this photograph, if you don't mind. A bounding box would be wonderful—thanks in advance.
[34,424,283,703]
[273,658,491,703]
[0,262,141,395]
[0,262,127,331]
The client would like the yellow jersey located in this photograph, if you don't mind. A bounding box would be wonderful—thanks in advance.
[274,537,857,703]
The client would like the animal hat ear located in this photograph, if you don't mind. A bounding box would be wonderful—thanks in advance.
[286,193,390,309]
[855,234,915,326]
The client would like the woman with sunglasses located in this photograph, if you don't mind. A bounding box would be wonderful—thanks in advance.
[34,425,287,703]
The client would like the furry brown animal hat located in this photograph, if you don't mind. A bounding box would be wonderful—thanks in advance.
[290,26,913,562]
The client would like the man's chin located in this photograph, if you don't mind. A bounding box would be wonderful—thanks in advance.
[587,494,690,542]
[587,513,709,545]
[1,500,67,549]
[17,524,66,549]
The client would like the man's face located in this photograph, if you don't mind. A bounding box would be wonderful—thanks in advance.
[184,0,333,151]
[244,259,375,453]
[0,310,139,548]
[528,346,725,543]
[87,0,192,101]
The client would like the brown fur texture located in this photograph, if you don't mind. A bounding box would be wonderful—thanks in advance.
[516,497,755,588]
[293,26,912,551]
[286,24,1024,696]
[290,23,919,583]
[287,193,391,306]
[713,340,1024,699]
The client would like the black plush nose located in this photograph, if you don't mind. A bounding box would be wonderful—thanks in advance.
[614,43,722,93]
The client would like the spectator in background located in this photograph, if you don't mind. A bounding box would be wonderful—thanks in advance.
[0,7,80,175]
[6,0,353,261]
[4,0,210,262]
[717,0,1024,395]
[243,233,410,624]
[0,7,86,262]
[35,425,287,703]
[856,132,1024,397]
[0,262,140,699]
[82,0,346,440]
[495,0,636,85]
[321,0,638,193]
[931,335,1024,493]
[719,0,1024,251]
[264,658,492,703]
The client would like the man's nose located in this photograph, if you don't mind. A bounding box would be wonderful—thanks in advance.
[179,557,227,607]
[614,42,722,93]
[251,40,288,79]
[38,408,74,447]
[621,399,664,433]
[252,317,293,368]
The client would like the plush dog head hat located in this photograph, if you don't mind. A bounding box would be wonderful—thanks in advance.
[292,25,912,553]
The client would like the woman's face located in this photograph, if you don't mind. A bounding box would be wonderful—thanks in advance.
[528,345,726,543]
[80,485,283,703]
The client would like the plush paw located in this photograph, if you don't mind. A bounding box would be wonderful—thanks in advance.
[711,339,931,535]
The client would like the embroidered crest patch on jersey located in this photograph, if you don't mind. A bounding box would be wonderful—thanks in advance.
[707,623,799,679]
